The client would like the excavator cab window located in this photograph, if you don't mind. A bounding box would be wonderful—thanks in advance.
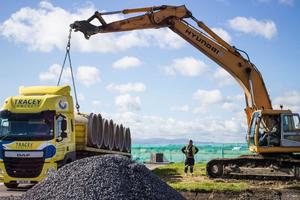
[56,114,68,142]
[258,115,281,147]
[248,112,259,146]
[281,114,300,146]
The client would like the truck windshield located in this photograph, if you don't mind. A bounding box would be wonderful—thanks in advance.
[0,111,55,141]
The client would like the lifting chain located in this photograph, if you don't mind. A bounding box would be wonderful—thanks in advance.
[57,28,80,113]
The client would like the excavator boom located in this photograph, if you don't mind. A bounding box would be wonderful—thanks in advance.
[71,5,272,126]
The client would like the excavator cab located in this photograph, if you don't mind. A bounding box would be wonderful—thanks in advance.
[247,110,300,153]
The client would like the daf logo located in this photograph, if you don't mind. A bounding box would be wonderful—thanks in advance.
[58,100,67,110]
[16,153,31,158]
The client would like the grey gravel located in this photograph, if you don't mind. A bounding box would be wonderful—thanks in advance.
[19,155,184,200]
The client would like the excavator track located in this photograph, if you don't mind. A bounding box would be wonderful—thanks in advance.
[206,154,300,181]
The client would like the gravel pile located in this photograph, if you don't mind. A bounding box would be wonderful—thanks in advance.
[19,155,184,200]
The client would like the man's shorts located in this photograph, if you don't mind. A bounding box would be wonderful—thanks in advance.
[185,158,195,166]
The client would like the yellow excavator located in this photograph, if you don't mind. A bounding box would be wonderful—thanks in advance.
[71,5,300,179]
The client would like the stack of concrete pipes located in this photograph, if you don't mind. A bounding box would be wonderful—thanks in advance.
[87,113,131,153]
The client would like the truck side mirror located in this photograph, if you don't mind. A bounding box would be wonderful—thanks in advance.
[61,119,67,138]
[61,119,67,132]
[56,136,63,142]
[0,110,10,118]
[61,132,67,138]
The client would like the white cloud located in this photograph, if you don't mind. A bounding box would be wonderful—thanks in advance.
[91,100,103,112]
[222,94,244,111]
[112,56,141,69]
[102,111,246,142]
[78,93,85,101]
[278,0,293,5]
[76,66,100,87]
[164,57,209,77]
[115,94,141,111]
[192,89,244,113]
[273,91,300,111]
[257,0,294,5]
[0,2,185,53]
[233,94,244,101]
[192,106,208,114]
[193,89,223,105]
[222,102,237,111]
[211,28,232,43]
[170,105,190,112]
[106,83,146,93]
[228,16,277,39]
[39,64,71,83]
[92,100,101,106]
[102,90,247,141]
[39,64,100,87]
[142,29,186,49]
[213,68,235,87]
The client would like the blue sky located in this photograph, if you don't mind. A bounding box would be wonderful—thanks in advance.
[0,0,299,142]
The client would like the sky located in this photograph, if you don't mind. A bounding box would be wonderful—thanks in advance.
[0,0,299,143]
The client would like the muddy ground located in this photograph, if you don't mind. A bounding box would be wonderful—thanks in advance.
[181,189,300,200]
[1,165,300,200]
[178,176,300,200]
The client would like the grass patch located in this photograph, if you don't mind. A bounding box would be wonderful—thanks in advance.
[153,162,249,193]
[169,181,248,193]
[152,162,206,176]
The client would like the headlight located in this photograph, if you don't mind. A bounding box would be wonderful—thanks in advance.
[0,168,3,181]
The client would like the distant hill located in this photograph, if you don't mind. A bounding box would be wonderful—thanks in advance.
[132,138,216,145]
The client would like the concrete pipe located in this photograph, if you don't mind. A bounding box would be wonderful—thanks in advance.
[102,119,109,149]
[128,128,131,153]
[93,114,100,148]
[113,124,120,151]
[124,128,131,153]
[87,113,94,147]
[96,114,104,149]
[119,124,125,152]
[122,127,128,152]
[94,116,100,148]
[87,113,98,147]
[108,120,114,150]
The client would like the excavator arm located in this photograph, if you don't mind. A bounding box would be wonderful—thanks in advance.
[71,5,272,126]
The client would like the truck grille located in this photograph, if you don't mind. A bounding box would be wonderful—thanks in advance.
[3,157,44,178]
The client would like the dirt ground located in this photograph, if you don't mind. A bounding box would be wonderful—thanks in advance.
[0,182,299,200]
[181,189,300,200]
[0,164,299,200]
[0,183,31,199]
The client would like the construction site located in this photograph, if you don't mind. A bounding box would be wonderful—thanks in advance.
[0,1,299,200]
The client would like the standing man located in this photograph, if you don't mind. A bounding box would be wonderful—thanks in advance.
[181,139,199,176]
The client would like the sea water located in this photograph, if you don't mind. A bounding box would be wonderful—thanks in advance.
[132,143,252,163]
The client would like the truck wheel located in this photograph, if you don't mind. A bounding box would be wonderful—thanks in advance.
[4,182,19,189]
